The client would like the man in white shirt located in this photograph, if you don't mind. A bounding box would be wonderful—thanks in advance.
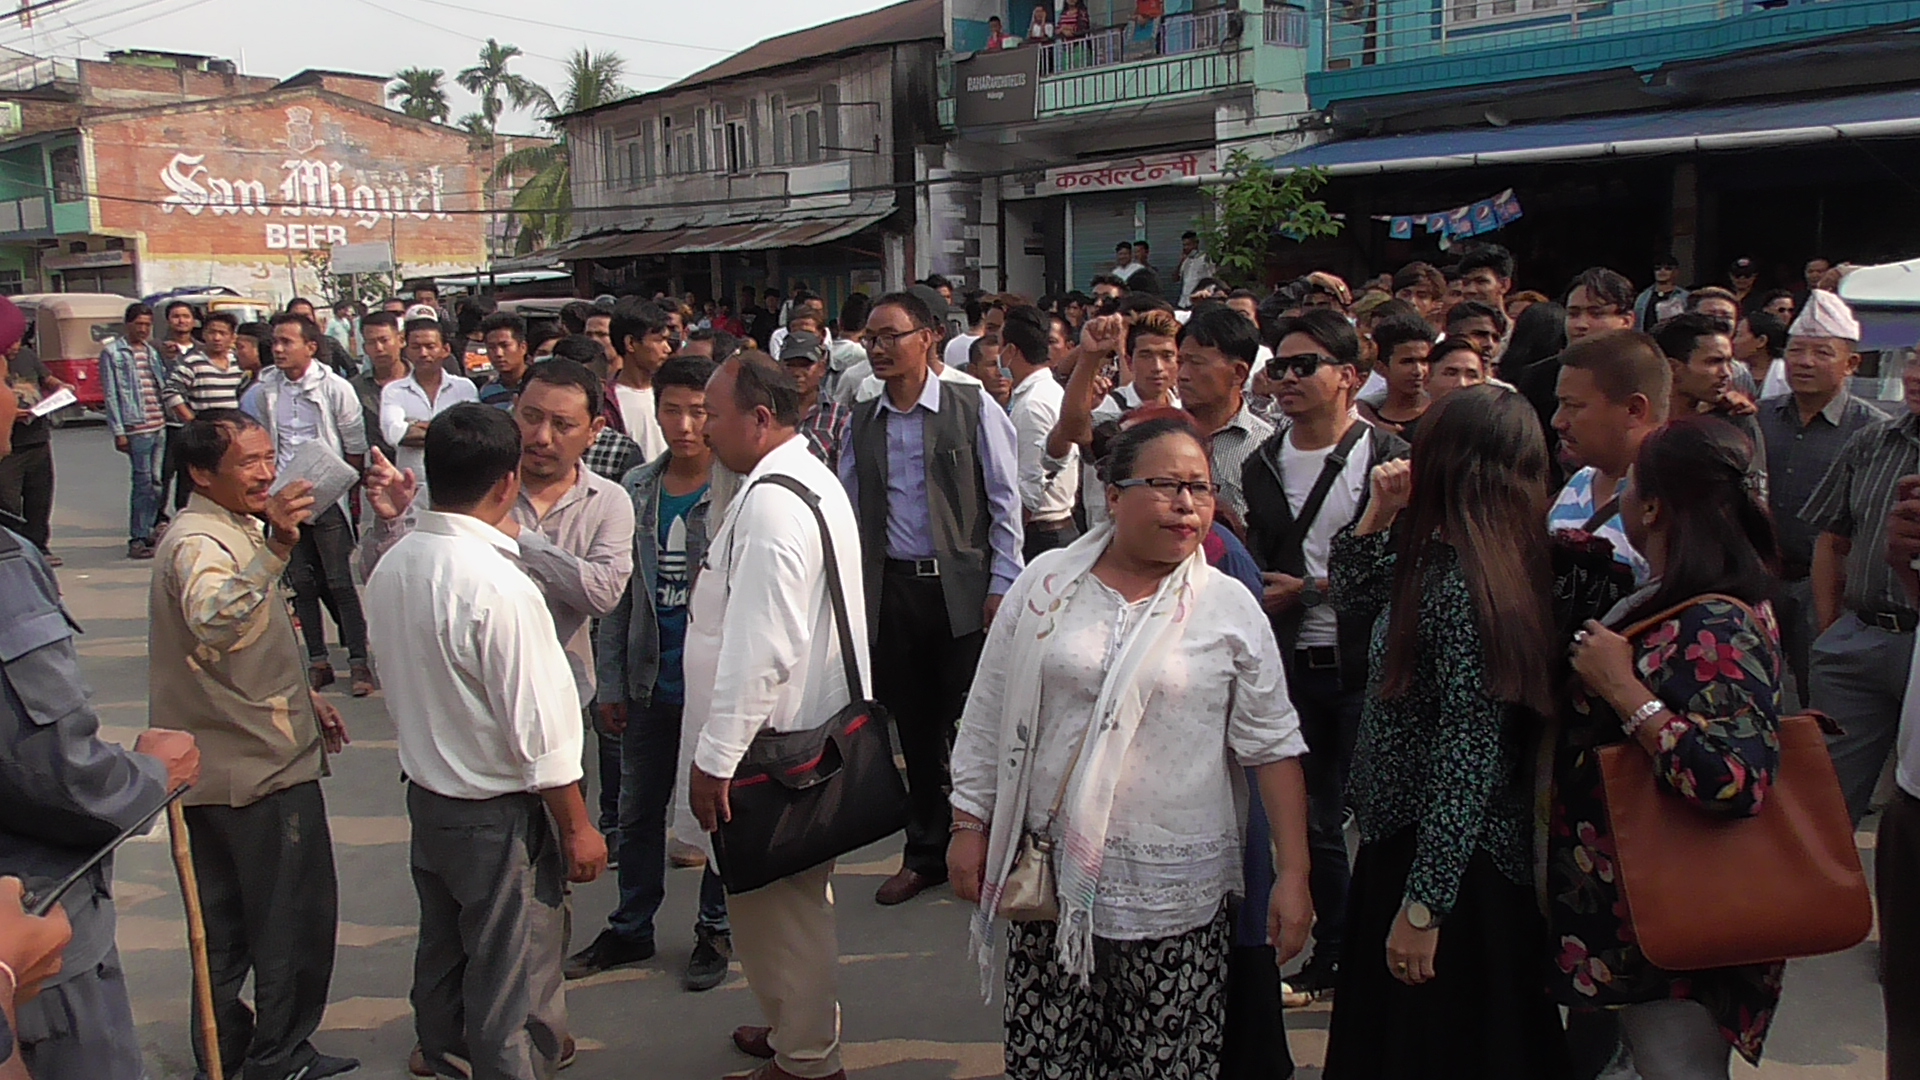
[380,317,479,482]
[1002,306,1079,557]
[941,293,988,373]
[1177,230,1216,308]
[603,298,671,463]
[364,404,606,1080]
[687,352,867,1080]
[1046,310,1182,529]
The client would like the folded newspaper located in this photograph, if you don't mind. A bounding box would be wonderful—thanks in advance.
[268,440,360,511]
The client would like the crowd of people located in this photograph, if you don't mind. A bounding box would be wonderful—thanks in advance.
[0,237,1913,1080]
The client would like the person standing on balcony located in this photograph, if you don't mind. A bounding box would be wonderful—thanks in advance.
[1028,4,1055,42]
[1058,0,1089,39]
[986,15,1010,48]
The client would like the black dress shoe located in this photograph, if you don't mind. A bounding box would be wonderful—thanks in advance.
[564,927,655,979]
[685,926,732,992]
[874,867,944,906]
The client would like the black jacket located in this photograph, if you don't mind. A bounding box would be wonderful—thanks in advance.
[1241,420,1410,688]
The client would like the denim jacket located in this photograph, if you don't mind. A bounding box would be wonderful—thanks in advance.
[98,338,170,437]
[594,454,713,707]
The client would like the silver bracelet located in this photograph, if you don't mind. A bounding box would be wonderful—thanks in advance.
[1624,698,1667,736]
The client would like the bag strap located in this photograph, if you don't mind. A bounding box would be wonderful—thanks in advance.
[1619,592,1761,641]
[742,473,866,705]
[1581,494,1622,534]
[1278,422,1369,558]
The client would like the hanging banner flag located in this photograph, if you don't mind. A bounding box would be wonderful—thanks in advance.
[1387,190,1525,240]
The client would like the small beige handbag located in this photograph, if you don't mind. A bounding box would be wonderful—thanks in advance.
[997,714,1098,923]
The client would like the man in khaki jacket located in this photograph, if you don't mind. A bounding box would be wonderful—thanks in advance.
[148,408,357,1080]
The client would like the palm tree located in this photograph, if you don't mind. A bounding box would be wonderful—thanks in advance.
[457,38,543,135]
[491,48,629,253]
[387,68,450,123]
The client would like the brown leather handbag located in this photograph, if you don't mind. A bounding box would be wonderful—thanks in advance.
[1598,593,1874,971]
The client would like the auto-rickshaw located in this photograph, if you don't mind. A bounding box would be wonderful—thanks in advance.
[13,293,135,418]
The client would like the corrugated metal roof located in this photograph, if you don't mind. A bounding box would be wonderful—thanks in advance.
[553,213,888,260]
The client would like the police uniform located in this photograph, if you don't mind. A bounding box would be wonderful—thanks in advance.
[0,526,169,1078]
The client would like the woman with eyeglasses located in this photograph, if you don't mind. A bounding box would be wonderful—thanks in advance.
[948,414,1313,1080]
[1323,387,1572,1079]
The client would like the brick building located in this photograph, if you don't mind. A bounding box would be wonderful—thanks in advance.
[0,51,509,300]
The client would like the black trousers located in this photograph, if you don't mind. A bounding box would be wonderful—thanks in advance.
[287,504,368,664]
[1022,519,1079,562]
[159,424,190,517]
[183,781,339,1080]
[1287,653,1363,970]
[0,441,54,551]
[873,568,986,878]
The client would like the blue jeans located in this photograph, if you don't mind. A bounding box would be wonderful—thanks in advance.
[609,699,727,944]
[125,430,164,542]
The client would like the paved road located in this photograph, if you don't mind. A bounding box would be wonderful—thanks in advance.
[34,424,1891,1079]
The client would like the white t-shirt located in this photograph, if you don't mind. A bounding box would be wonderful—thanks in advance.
[944,333,982,371]
[614,384,668,463]
[1279,431,1370,647]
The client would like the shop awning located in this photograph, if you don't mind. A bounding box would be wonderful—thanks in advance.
[554,213,888,261]
[1271,88,1920,175]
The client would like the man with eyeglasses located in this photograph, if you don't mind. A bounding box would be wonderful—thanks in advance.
[1242,308,1409,1019]
[1635,255,1690,331]
[840,289,1023,907]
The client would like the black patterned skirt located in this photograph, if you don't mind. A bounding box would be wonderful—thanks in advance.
[1003,905,1231,1080]
[1323,828,1572,1080]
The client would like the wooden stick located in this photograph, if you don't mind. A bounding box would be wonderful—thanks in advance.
[167,801,224,1080]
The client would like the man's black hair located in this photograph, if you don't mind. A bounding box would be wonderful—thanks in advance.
[559,300,595,335]
[1089,273,1127,292]
[522,356,603,416]
[873,290,937,331]
[1179,303,1262,368]
[1746,310,1790,359]
[1654,311,1728,365]
[164,299,195,319]
[285,297,316,314]
[177,409,265,477]
[403,317,445,344]
[1182,230,1198,241]
[1273,308,1362,366]
[202,311,239,333]
[656,355,717,397]
[425,405,521,512]
[963,293,988,326]
[548,334,606,369]
[729,352,802,427]
[685,327,741,362]
[1115,241,1133,254]
[362,310,400,334]
[838,292,871,334]
[1000,305,1050,368]
[1563,267,1637,312]
[479,311,527,343]
[125,302,153,323]
[610,298,671,357]
[1456,244,1516,283]
[1445,299,1509,335]
[269,311,322,346]
[1370,312,1437,360]
[921,274,951,292]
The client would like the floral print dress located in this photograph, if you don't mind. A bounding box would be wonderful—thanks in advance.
[1546,595,1786,1064]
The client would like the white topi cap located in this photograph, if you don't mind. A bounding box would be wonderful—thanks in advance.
[1789,289,1861,342]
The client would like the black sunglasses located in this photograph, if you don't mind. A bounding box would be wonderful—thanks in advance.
[1266,352,1349,380]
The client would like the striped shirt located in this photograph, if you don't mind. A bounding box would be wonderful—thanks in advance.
[162,352,248,418]
[1209,399,1275,527]
[1800,410,1920,618]
[128,346,166,435]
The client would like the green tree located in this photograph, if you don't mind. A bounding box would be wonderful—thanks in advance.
[387,67,450,123]
[491,48,629,254]
[1197,151,1341,287]
[457,38,543,136]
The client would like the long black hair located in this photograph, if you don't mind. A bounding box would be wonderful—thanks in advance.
[1500,300,1568,379]
[1624,415,1780,621]
[1379,386,1558,717]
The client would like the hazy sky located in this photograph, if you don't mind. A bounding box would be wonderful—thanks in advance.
[0,0,900,130]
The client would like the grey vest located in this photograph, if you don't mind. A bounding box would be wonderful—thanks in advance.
[851,382,993,638]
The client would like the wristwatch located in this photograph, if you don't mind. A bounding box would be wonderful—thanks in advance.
[1298,583,1326,609]
[1404,901,1439,930]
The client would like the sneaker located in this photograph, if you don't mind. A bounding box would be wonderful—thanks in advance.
[127,539,154,560]
[285,1053,360,1080]
[684,927,732,992]
[564,928,654,979]
[308,664,336,691]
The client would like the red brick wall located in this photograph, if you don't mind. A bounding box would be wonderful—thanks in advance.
[77,59,278,110]
[89,93,488,273]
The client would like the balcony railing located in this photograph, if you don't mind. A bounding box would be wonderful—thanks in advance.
[1264,4,1310,44]
[1322,0,1826,70]
[1035,5,1262,74]
[1040,43,1245,113]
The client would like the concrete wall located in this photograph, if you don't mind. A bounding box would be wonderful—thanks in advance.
[85,92,487,304]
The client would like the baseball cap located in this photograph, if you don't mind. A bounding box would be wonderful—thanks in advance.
[404,303,441,322]
[906,283,951,324]
[778,330,826,363]
[1729,257,1757,276]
